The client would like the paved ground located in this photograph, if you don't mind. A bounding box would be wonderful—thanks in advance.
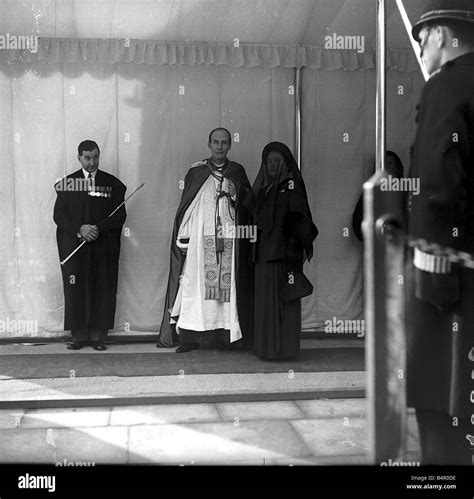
[0,339,365,407]
[0,339,420,466]
[0,398,421,465]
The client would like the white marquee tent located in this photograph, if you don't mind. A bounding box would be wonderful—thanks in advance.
[0,0,426,337]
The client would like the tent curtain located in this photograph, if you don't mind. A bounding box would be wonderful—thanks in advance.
[0,62,295,337]
[0,39,421,72]
[301,67,424,329]
[0,53,424,338]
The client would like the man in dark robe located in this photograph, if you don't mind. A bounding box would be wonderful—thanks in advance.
[157,128,254,352]
[54,140,126,351]
[405,0,474,464]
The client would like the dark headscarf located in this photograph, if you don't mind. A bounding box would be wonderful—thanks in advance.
[252,141,317,260]
[385,150,404,178]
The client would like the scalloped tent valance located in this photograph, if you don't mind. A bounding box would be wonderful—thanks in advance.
[0,39,420,72]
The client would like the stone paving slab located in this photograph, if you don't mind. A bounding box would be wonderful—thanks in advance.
[303,454,369,465]
[0,398,419,466]
[0,426,128,464]
[215,401,305,422]
[110,403,220,426]
[128,420,311,464]
[0,428,56,463]
[48,426,128,464]
[295,398,367,418]
[290,418,367,458]
[0,409,25,429]
[20,407,111,428]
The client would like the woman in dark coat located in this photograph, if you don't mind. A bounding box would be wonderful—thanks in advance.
[251,142,318,360]
[352,151,405,242]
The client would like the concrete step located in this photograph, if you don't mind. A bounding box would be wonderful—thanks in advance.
[0,338,364,353]
[0,371,365,409]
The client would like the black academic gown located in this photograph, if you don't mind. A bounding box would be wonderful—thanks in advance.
[53,169,126,331]
[158,159,254,348]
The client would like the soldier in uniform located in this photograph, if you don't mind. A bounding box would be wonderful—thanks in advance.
[405,0,474,464]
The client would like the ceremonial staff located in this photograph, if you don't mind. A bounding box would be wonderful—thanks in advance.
[60,182,145,266]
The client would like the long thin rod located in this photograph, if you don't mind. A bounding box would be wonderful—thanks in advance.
[60,182,144,266]
[375,0,386,173]
[396,0,430,81]
[109,182,144,216]
[295,67,302,170]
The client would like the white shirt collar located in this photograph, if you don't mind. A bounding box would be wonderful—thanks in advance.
[82,168,98,179]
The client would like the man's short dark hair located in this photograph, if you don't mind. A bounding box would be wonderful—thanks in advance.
[208,128,231,144]
[78,140,100,156]
[424,20,474,46]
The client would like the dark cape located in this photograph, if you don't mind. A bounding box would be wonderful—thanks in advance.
[251,142,318,360]
[158,158,254,348]
[53,169,127,331]
[405,52,474,419]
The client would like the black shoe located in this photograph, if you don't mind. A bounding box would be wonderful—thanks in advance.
[67,342,84,350]
[92,342,107,351]
[175,344,199,353]
[156,341,173,348]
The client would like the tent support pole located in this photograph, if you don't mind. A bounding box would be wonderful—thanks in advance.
[375,0,386,173]
[366,0,407,465]
[295,67,302,170]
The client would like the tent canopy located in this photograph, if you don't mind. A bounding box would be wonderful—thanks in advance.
[0,0,424,71]
[1,0,424,48]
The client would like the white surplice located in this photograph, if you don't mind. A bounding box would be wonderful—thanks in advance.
[171,174,242,343]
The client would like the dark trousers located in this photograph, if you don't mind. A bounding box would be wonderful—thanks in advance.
[416,409,472,465]
[71,328,108,343]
